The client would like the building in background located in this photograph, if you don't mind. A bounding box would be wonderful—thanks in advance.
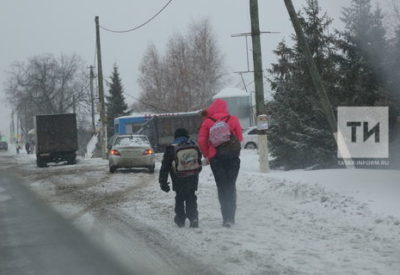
[213,87,253,129]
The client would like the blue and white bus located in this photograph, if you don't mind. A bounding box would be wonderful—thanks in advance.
[113,114,152,135]
[113,112,202,151]
[114,112,201,135]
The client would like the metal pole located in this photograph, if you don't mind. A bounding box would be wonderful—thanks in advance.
[95,16,107,159]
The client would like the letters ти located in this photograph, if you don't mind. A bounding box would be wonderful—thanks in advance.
[346,121,380,143]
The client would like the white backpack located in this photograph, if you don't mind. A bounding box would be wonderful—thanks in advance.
[172,141,201,177]
[208,116,232,147]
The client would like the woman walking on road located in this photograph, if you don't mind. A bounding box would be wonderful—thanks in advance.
[198,99,243,227]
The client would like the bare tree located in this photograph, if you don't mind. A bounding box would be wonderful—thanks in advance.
[4,54,90,138]
[188,19,225,109]
[135,19,225,113]
[136,44,169,112]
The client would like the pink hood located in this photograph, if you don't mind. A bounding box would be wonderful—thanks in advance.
[206,99,229,117]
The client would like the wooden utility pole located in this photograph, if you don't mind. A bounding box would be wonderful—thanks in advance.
[249,0,269,173]
[10,110,15,143]
[89,65,96,134]
[72,95,76,114]
[95,16,107,159]
[283,0,336,133]
[249,0,266,116]
[283,0,355,168]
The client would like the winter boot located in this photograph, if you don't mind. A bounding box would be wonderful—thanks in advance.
[189,219,199,228]
[222,221,232,228]
[174,216,185,228]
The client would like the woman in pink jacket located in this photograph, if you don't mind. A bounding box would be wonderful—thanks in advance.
[198,99,243,227]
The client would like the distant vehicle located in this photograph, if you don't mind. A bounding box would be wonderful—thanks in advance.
[108,134,155,173]
[0,141,8,151]
[35,114,78,167]
[114,112,202,152]
[113,114,152,135]
[242,126,259,149]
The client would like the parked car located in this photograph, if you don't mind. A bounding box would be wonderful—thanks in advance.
[108,134,155,173]
[242,126,259,149]
[0,141,8,151]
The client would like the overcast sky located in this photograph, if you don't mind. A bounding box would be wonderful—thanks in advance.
[0,0,390,138]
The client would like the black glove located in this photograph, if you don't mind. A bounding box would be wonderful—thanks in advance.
[160,182,170,193]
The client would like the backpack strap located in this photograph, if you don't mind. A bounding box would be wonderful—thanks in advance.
[207,115,230,122]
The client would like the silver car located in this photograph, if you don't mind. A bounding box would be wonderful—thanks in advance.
[108,135,155,173]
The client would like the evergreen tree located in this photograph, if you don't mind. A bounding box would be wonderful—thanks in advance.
[337,0,400,138]
[335,0,389,106]
[268,0,339,170]
[106,65,129,138]
[386,26,400,117]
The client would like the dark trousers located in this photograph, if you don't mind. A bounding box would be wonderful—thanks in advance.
[210,156,240,223]
[175,187,198,222]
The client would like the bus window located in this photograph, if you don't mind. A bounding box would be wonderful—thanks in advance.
[114,124,119,134]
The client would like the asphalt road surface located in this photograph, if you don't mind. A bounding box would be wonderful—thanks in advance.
[0,169,133,275]
[0,152,217,275]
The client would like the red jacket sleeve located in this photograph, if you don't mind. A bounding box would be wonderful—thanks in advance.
[230,116,243,142]
[198,119,211,158]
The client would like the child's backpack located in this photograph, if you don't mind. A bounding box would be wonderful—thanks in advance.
[208,116,241,157]
[172,140,202,178]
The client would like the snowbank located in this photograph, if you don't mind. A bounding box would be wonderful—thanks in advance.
[17,150,400,275]
[116,151,400,274]
[85,134,98,159]
[265,168,400,218]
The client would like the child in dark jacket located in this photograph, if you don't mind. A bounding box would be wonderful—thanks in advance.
[159,128,202,228]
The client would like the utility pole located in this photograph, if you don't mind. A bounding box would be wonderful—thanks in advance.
[249,0,269,173]
[89,65,96,134]
[250,0,266,116]
[16,113,19,144]
[72,95,76,114]
[283,0,336,133]
[95,16,107,159]
[283,0,354,168]
[10,110,15,143]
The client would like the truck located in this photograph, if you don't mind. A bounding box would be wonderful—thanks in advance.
[34,113,78,167]
[138,112,202,152]
[114,112,202,152]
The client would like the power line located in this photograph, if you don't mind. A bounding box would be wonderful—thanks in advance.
[100,0,174,33]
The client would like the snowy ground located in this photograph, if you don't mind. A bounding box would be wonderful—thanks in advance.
[3,149,400,275]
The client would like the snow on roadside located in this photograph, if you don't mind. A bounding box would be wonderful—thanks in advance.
[85,134,98,159]
[113,150,400,274]
[14,150,400,274]
[265,168,400,218]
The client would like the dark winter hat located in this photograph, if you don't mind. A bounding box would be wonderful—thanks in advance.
[174,128,189,139]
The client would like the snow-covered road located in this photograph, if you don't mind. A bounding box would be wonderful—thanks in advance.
[2,150,400,274]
